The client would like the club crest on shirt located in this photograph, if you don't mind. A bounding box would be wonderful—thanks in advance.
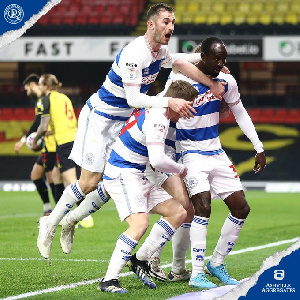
[126,62,138,80]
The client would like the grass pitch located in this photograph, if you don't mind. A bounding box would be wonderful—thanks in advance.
[0,190,299,299]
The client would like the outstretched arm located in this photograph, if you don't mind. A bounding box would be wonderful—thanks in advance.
[230,100,266,173]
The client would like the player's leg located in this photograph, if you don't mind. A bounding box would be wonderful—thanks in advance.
[99,174,150,292]
[161,173,193,281]
[184,154,217,288]
[31,156,51,216]
[128,186,186,288]
[43,151,57,205]
[51,165,64,203]
[205,153,246,285]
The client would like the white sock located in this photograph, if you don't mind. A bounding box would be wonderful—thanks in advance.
[68,182,110,223]
[210,213,245,267]
[43,202,52,212]
[47,181,85,226]
[190,216,209,277]
[171,223,191,274]
[136,218,176,261]
[104,233,138,281]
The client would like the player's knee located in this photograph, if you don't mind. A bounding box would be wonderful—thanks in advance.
[78,178,98,194]
[172,205,187,228]
[232,203,250,219]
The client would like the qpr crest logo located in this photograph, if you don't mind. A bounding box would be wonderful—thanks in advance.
[188,176,198,188]
[84,153,94,165]
[4,4,24,24]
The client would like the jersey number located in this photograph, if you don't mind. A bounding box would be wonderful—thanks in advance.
[65,102,74,120]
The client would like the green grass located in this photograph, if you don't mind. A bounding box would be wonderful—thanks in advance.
[0,190,299,299]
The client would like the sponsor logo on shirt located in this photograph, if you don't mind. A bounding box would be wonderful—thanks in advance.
[194,90,216,107]
[141,72,159,85]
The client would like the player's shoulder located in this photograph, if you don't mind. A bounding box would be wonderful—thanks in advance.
[218,72,237,85]
[145,107,169,124]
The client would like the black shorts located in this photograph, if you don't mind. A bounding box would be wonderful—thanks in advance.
[56,141,77,173]
[36,151,56,172]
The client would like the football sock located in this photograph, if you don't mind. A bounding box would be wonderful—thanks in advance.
[104,233,138,281]
[47,181,85,226]
[190,216,209,277]
[43,202,52,212]
[171,223,191,274]
[136,218,176,262]
[210,213,245,267]
[33,178,49,204]
[68,182,110,223]
[49,183,56,202]
[54,183,65,204]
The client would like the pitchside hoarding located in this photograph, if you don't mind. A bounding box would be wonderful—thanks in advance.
[263,36,300,61]
[0,36,178,61]
[178,37,262,61]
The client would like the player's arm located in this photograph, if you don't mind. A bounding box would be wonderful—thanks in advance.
[32,96,50,148]
[169,54,225,100]
[144,113,187,177]
[121,56,195,119]
[14,114,41,153]
[229,101,266,173]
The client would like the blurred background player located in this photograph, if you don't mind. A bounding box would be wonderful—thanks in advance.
[14,74,58,216]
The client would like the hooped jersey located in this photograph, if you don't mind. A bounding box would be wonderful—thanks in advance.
[103,107,170,179]
[160,71,240,160]
[36,90,77,146]
[89,35,173,119]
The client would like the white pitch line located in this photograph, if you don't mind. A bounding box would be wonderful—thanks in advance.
[1,237,298,300]
[0,257,106,263]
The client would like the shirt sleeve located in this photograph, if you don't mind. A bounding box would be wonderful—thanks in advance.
[36,96,50,117]
[230,101,264,153]
[144,110,185,174]
[223,75,241,105]
[26,115,41,137]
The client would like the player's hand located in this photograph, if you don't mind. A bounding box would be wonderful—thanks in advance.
[168,97,196,119]
[14,141,24,154]
[253,152,266,174]
[30,139,40,151]
[210,81,226,100]
[219,99,230,119]
[179,166,188,178]
[221,66,230,74]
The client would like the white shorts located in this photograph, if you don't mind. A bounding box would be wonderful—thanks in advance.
[103,172,172,221]
[69,103,125,173]
[183,152,243,200]
[144,163,171,187]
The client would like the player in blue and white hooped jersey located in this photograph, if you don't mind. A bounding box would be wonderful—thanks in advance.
[99,80,199,293]
[146,37,267,288]
[169,37,266,288]
[36,4,226,261]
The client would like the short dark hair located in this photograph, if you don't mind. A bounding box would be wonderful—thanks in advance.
[164,80,198,101]
[22,73,39,86]
[201,37,224,55]
[147,3,174,21]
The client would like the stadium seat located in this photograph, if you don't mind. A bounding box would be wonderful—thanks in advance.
[285,13,298,25]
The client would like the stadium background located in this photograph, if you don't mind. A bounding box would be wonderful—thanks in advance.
[0,0,299,190]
